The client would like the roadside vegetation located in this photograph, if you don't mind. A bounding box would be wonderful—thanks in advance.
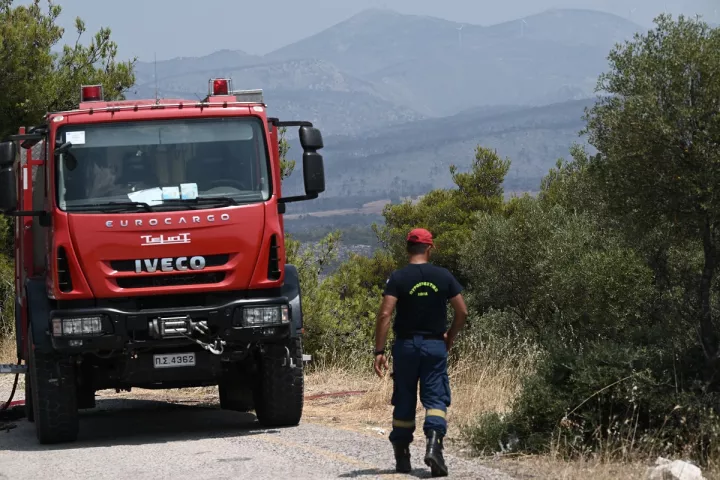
[285,12,720,475]
[1,2,720,477]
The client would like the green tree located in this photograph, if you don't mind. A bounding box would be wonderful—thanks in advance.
[278,127,296,180]
[459,197,664,455]
[538,144,599,216]
[376,146,510,280]
[583,14,720,377]
[0,0,135,139]
[302,249,396,365]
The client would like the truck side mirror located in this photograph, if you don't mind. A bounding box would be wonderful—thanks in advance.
[299,126,324,151]
[299,126,325,196]
[0,141,17,213]
[302,151,325,196]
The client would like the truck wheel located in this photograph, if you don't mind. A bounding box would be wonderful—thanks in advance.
[254,337,304,427]
[24,373,34,423]
[27,333,79,444]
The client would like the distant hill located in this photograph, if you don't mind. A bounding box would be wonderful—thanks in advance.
[128,59,425,135]
[266,8,641,77]
[356,9,640,115]
[475,8,642,47]
[133,49,261,86]
[126,8,644,132]
[264,8,463,76]
[281,97,595,201]
[264,8,641,116]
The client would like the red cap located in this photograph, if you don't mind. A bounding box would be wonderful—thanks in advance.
[407,228,434,246]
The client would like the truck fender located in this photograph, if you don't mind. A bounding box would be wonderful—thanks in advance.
[25,278,53,352]
[282,264,303,337]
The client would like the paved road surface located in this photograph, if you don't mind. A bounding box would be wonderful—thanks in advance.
[0,395,513,480]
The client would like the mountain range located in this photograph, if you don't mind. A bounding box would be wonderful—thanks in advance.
[126,8,647,211]
[280,98,595,203]
[129,8,642,127]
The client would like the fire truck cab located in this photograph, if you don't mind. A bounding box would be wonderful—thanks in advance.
[0,79,325,444]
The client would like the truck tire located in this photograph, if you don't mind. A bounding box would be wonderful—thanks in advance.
[253,337,304,427]
[27,333,79,444]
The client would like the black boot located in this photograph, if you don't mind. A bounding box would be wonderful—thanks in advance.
[392,442,412,473]
[424,430,448,477]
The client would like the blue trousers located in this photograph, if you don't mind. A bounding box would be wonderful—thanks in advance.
[388,335,451,444]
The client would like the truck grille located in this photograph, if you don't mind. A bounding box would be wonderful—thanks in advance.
[116,272,225,289]
[110,254,230,272]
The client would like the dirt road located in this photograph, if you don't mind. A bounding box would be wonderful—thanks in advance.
[0,387,512,480]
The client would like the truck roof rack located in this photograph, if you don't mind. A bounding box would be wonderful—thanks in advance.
[231,89,264,104]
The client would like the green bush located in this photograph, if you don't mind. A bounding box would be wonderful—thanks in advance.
[286,232,397,369]
[458,188,720,459]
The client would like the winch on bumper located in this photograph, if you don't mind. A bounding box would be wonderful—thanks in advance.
[47,297,296,356]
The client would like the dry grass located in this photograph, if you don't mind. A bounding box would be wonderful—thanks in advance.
[486,455,720,479]
[485,456,652,480]
[302,339,541,440]
[0,336,15,364]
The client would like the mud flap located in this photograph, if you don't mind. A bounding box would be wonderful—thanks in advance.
[25,278,52,352]
[282,264,303,337]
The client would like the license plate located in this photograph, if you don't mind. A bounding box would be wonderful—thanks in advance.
[153,353,196,368]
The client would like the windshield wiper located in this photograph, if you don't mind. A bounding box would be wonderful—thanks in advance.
[160,197,238,208]
[65,201,154,213]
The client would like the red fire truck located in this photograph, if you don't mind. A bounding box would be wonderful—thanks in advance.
[0,79,325,444]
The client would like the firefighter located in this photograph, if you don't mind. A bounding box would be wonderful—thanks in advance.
[373,228,468,477]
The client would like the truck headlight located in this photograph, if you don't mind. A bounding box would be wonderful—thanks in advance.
[51,316,104,337]
[242,305,289,326]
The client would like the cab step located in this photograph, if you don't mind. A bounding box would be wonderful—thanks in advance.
[0,364,26,375]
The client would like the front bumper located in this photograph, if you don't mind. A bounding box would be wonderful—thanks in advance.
[48,296,294,354]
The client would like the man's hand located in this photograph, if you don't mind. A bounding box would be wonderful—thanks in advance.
[374,354,389,377]
[444,332,455,352]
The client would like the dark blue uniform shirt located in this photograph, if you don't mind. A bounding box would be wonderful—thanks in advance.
[383,263,463,336]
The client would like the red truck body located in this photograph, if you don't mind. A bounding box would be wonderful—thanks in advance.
[1,79,325,444]
[19,95,287,304]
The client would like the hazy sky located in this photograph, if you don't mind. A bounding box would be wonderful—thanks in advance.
[36,0,718,61]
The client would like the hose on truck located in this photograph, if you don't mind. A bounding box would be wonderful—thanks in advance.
[0,360,23,429]
[0,359,20,412]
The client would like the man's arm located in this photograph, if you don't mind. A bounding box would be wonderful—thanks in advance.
[375,294,397,353]
[445,272,468,350]
[373,294,397,377]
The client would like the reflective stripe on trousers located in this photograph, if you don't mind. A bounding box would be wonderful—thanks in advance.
[388,335,451,444]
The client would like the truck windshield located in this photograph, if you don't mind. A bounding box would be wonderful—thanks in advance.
[55,117,270,212]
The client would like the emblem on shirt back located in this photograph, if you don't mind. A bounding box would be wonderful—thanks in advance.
[409,282,439,297]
